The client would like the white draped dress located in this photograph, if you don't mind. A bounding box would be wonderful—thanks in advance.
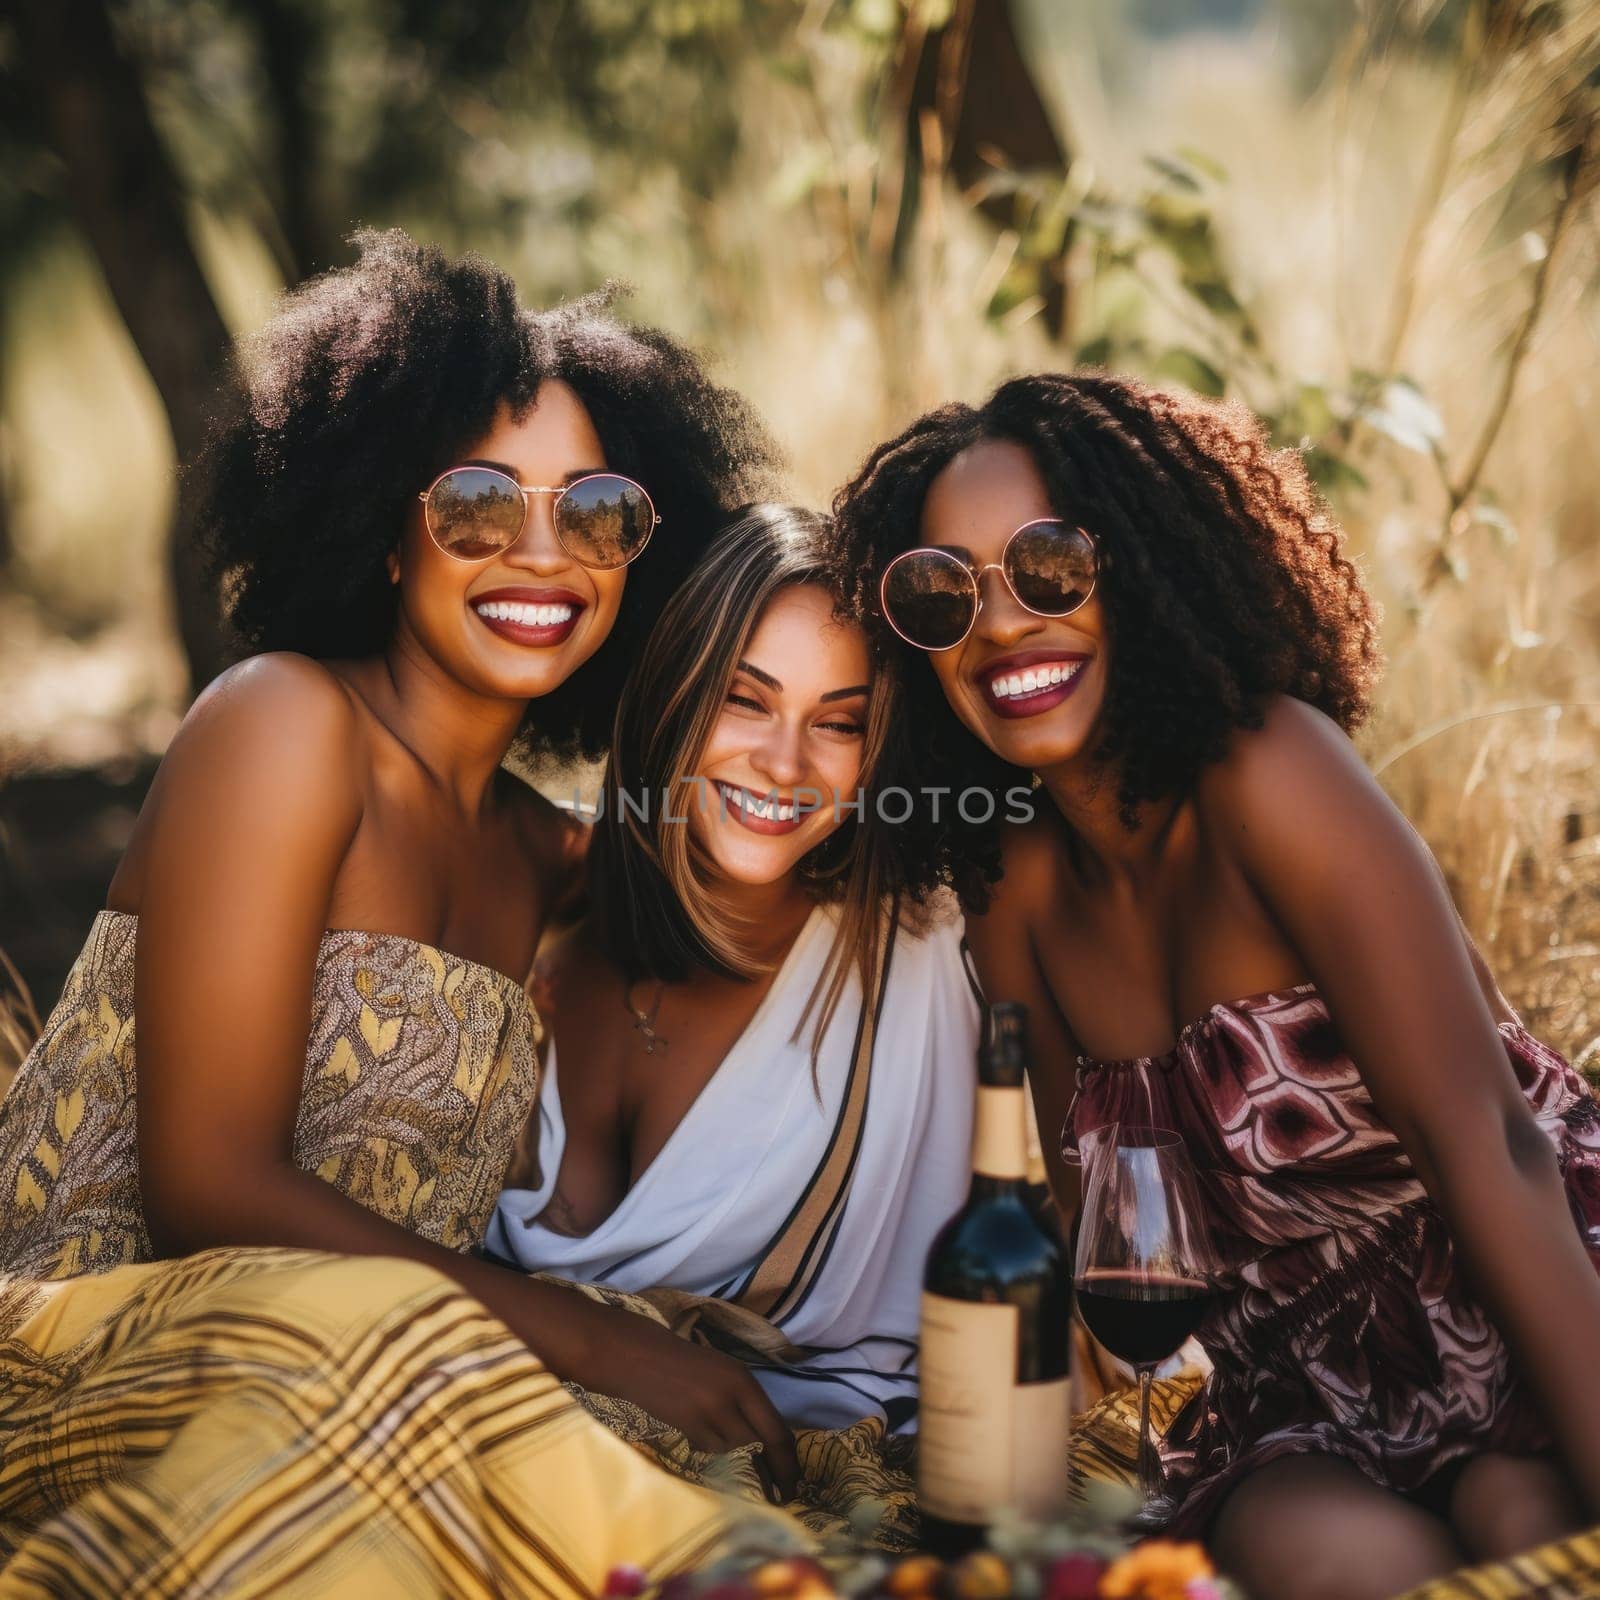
[485,897,979,1432]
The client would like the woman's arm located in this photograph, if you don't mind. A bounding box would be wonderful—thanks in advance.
[131,655,799,1491]
[963,820,1084,1223]
[1207,696,1600,1514]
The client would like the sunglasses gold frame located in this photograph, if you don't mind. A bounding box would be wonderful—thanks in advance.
[878,518,1102,652]
[416,466,661,568]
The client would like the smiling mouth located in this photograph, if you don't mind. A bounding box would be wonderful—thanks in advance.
[979,657,1090,720]
[714,781,805,836]
[471,596,585,645]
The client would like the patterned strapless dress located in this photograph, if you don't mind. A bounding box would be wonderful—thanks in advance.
[1065,981,1600,1536]
[0,910,795,1599]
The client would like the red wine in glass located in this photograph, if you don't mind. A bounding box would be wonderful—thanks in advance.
[1073,1125,1217,1529]
[1075,1269,1214,1368]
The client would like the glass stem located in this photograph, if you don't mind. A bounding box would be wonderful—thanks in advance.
[1136,1363,1159,1503]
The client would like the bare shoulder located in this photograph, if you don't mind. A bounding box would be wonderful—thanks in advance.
[1200,695,1368,801]
[178,653,366,767]
[1195,695,1382,835]
[164,654,369,816]
[1195,694,1413,894]
[111,654,369,907]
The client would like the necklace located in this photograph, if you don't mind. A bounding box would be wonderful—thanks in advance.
[624,978,670,1055]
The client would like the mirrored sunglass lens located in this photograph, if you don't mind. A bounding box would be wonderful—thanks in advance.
[426,469,524,558]
[1007,522,1097,614]
[556,475,653,568]
[883,554,975,649]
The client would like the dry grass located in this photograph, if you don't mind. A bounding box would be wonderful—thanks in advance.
[1,5,1597,1072]
[695,6,1600,1070]
[0,950,41,1095]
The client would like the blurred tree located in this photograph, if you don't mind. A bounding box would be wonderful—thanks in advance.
[10,0,232,689]
[248,0,338,279]
[897,0,1077,337]
[0,0,564,690]
[1,0,1076,694]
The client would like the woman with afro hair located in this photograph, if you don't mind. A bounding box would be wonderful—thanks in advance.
[831,371,1600,1598]
[0,230,810,1596]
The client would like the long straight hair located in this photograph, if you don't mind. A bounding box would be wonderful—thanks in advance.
[588,503,905,1062]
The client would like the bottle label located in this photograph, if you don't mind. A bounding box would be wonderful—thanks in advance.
[918,1292,1071,1523]
[1023,1080,1048,1188]
[971,1086,1028,1180]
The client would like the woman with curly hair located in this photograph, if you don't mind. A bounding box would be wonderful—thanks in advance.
[831,371,1600,1598]
[0,230,805,1596]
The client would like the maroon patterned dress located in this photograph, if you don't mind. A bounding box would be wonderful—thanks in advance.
[1065,982,1600,1534]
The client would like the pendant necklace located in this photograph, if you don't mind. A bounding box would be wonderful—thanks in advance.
[624,978,670,1055]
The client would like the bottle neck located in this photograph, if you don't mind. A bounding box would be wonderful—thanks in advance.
[971,1083,1028,1182]
[967,1172,1029,1205]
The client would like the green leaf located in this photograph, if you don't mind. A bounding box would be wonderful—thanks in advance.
[1187,278,1246,320]
[987,263,1041,321]
[766,143,832,209]
[762,52,813,89]
[1176,145,1229,182]
[1075,335,1115,367]
[1152,346,1227,396]
[1142,188,1209,236]
[1285,382,1336,441]
[1305,449,1369,495]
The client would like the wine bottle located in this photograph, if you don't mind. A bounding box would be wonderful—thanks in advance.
[918,1001,1072,1553]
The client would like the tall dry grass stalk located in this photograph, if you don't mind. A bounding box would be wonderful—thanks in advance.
[0,946,41,1096]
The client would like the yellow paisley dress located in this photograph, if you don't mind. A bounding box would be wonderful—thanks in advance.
[0,910,797,1599]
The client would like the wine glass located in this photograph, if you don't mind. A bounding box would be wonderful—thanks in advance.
[1073,1124,1217,1530]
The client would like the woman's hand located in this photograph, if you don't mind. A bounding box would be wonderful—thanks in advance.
[549,1294,801,1499]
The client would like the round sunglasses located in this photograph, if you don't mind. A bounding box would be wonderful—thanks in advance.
[417,466,660,568]
[879,518,1101,652]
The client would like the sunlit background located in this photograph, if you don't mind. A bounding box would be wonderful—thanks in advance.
[2,0,1597,1079]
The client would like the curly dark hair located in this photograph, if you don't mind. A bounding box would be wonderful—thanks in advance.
[199,227,777,764]
[829,370,1382,910]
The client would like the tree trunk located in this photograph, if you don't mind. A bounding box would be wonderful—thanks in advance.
[12,0,237,693]
[906,0,1075,340]
[252,0,339,280]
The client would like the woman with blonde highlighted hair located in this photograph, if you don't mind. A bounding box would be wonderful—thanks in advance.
[489,504,980,1460]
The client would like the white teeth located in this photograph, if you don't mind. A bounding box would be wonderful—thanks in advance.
[475,600,575,626]
[988,661,1083,701]
[718,783,797,822]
